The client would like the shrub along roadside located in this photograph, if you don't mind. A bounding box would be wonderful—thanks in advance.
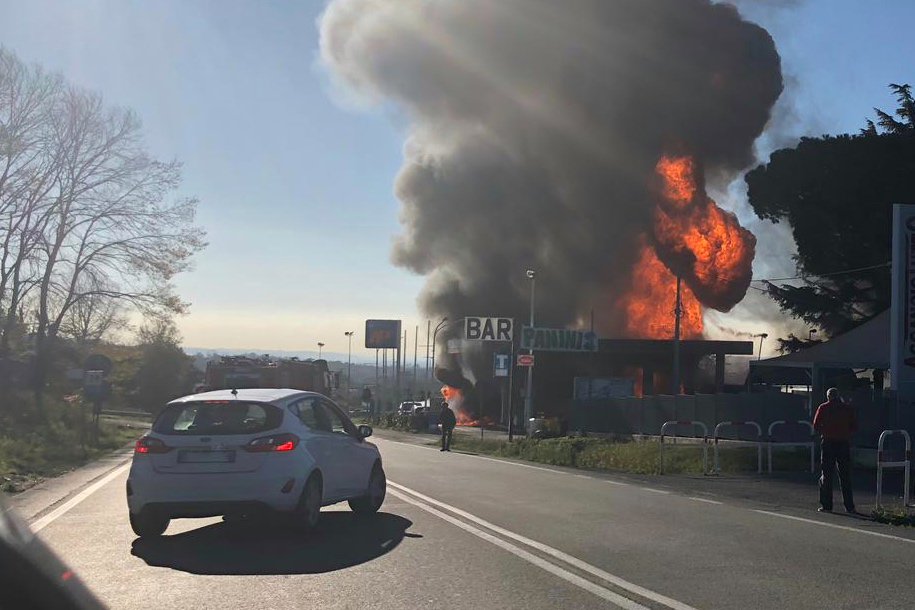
[439,435,727,475]
[364,415,813,475]
[414,433,813,476]
[0,394,145,493]
[871,507,915,527]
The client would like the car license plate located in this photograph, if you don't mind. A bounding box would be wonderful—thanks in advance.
[177,450,235,463]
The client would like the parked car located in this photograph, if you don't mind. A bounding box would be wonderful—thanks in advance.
[397,401,423,415]
[127,388,386,537]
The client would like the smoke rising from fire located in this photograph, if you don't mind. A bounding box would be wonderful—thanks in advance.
[320,0,782,339]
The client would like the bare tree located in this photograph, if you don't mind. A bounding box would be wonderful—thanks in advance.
[0,48,206,396]
[57,280,127,347]
[0,48,63,354]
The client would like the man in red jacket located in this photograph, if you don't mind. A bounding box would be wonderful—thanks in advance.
[812,387,857,513]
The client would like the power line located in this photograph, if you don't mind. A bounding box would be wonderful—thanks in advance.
[750,261,890,283]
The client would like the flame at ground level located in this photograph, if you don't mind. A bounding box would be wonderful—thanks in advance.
[441,385,477,426]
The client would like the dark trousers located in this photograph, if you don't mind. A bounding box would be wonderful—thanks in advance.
[441,427,453,450]
[820,439,854,511]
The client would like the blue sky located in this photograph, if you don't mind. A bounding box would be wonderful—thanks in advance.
[0,0,912,360]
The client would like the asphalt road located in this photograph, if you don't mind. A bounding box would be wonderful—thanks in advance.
[18,436,915,610]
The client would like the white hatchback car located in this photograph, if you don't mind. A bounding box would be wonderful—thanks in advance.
[127,388,385,537]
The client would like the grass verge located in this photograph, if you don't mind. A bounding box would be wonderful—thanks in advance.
[0,395,146,494]
[421,434,811,475]
[872,507,915,527]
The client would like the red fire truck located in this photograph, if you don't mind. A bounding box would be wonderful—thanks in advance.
[200,356,337,396]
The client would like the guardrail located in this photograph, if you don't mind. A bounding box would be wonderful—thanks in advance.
[660,420,709,475]
[767,420,815,474]
[101,409,153,419]
[713,421,763,474]
[876,429,912,511]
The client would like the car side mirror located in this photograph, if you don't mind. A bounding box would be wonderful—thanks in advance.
[358,424,373,439]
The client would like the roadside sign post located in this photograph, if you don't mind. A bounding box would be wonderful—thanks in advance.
[493,353,511,441]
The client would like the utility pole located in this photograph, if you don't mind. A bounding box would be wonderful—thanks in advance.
[425,320,431,379]
[344,331,354,393]
[672,275,682,395]
[524,269,536,426]
[413,325,418,389]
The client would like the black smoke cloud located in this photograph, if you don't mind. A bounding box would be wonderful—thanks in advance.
[320,0,782,339]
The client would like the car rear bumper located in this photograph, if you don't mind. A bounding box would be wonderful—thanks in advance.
[135,500,275,519]
[127,461,303,515]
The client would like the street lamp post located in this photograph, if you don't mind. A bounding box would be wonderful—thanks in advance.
[525,269,536,427]
[755,333,768,361]
[317,342,325,359]
[344,331,354,392]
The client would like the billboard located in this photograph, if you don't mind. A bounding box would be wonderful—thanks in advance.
[365,319,402,349]
[890,204,915,397]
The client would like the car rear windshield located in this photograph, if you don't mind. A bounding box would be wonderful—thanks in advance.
[153,401,282,435]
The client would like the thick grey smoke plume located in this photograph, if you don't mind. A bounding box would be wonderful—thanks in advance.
[320,0,782,338]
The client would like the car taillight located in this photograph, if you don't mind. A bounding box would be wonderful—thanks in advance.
[134,436,171,454]
[244,433,299,453]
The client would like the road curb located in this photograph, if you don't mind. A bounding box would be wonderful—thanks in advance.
[7,443,136,523]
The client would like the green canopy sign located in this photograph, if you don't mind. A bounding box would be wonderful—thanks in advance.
[520,327,598,352]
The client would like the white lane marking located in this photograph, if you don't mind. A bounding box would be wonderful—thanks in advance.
[388,488,648,610]
[641,488,670,495]
[378,438,565,474]
[575,474,591,479]
[389,481,698,610]
[605,480,630,487]
[31,462,131,533]
[752,510,915,545]
[688,497,723,505]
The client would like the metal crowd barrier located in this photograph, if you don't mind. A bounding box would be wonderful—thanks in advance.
[876,429,912,511]
[660,420,709,475]
[767,420,815,474]
[713,421,763,474]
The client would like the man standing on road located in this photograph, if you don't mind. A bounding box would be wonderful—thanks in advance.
[813,387,857,513]
[439,401,456,452]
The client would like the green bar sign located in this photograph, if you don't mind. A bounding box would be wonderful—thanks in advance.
[520,327,599,352]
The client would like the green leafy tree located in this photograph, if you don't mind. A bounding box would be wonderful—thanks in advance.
[134,318,195,415]
[746,84,915,341]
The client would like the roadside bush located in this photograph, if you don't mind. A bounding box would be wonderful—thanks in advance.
[0,392,142,493]
[444,435,774,475]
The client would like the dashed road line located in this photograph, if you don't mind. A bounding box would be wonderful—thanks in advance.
[688,497,723,505]
[752,510,915,545]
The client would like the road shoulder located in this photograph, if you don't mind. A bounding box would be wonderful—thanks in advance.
[4,444,135,523]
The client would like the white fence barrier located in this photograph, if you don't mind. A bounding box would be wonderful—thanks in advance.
[767,420,815,474]
[713,421,763,474]
[876,429,912,511]
[660,420,709,475]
